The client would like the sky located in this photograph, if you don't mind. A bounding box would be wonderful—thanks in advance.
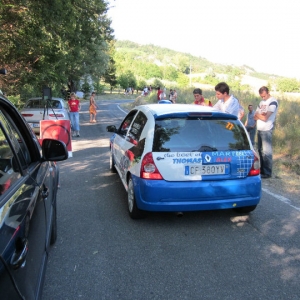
[107,0,300,79]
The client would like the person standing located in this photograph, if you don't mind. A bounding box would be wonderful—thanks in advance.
[157,87,162,101]
[193,88,212,106]
[244,104,256,145]
[68,92,81,137]
[173,89,177,103]
[213,82,240,117]
[159,89,166,100]
[254,86,278,178]
[169,89,174,103]
[89,92,98,123]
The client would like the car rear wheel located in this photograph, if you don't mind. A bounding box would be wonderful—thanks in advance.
[233,205,257,214]
[127,177,145,219]
[110,149,117,173]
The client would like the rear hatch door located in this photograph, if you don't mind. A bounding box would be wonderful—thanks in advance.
[152,115,254,181]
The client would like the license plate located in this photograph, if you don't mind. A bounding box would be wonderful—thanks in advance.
[185,164,226,176]
[33,123,40,128]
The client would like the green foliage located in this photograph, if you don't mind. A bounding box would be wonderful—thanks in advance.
[137,80,147,91]
[0,0,113,95]
[103,41,118,92]
[162,66,178,81]
[176,73,189,88]
[117,74,128,90]
[93,81,105,94]
[203,75,219,86]
[118,70,137,89]
[276,77,300,92]
[271,97,300,157]
[151,79,163,90]
[103,57,118,90]
[81,79,92,99]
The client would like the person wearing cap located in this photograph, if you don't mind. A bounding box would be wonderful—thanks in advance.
[193,88,212,106]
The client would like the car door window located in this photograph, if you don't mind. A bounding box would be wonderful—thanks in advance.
[0,110,31,170]
[0,127,22,196]
[127,111,147,144]
[119,111,137,137]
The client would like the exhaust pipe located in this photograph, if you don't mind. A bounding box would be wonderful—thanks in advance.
[176,212,183,217]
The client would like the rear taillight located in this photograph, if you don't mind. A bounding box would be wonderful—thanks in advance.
[140,152,163,180]
[49,113,64,118]
[248,151,260,176]
[22,114,34,117]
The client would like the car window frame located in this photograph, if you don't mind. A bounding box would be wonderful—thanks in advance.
[126,111,148,144]
[118,110,138,137]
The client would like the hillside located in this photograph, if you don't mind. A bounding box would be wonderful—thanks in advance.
[114,40,276,90]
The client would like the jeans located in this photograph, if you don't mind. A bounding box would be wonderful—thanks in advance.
[257,129,273,176]
[70,112,80,131]
[247,127,256,146]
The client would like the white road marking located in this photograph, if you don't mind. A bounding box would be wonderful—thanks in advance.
[262,188,300,211]
[117,105,128,114]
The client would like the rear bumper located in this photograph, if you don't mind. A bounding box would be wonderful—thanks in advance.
[29,122,40,133]
[131,175,261,212]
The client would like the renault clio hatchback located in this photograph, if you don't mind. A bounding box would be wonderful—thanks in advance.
[107,104,261,219]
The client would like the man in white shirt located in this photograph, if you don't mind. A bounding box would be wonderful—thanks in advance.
[213,82,241,118]
[254,86,278,178]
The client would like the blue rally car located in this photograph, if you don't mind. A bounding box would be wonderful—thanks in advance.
[106,104,261,219]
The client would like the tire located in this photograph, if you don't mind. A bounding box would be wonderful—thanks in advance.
[233,205,257,214]
[127,177,146,219]
[50,204,57,245]
[110,150,117,173]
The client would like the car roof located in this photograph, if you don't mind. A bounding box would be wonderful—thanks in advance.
[26,97,65,102]
[135,104,237,119]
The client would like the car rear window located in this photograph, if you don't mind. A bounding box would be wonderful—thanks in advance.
[26,99,62,109]
[153,117,250,152]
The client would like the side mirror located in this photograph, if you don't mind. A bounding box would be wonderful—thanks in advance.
[0,69,7,75]
[42,139,68,161]
[106,125,117,133]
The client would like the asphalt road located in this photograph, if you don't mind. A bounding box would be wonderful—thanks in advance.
[42,99,300,300]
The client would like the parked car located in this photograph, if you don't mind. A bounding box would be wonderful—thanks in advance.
[106,104,261,219]
[158,99,173,104]
[20,97,70,134]
[0,93,68,299]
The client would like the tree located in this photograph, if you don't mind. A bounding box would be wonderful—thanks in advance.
[118,71,136,90]
[103,58,117,93]
[162,66,178,81]
[118,74,129,90]
[276,78,300,92]
[176,73,189,88]
[0,0,114,97]
[137,79,147,92]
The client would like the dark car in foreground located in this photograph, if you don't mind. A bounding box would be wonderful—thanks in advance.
[0,92,68,299]
[107,104,261,219]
